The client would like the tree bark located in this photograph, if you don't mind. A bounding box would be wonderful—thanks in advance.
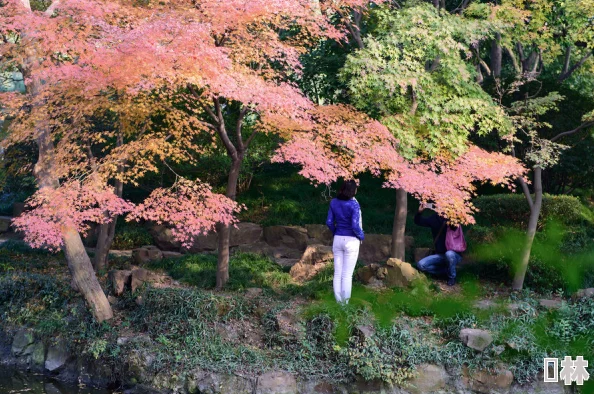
[391,188,408,261]
[62,225,113,321]
[19,0,112,322]
[491,33,502,78]
[35,130,113,321]
[93,133,124,271]
[512,166,543,291]
[93,177,122,271]
[216,156,242,289]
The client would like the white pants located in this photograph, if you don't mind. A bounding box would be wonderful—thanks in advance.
[332,235,360,303]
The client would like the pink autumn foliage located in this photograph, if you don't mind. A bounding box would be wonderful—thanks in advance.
[12,181,135,251]
[274,106,527,225]
[385,147,528,224]
[127,179,242,248]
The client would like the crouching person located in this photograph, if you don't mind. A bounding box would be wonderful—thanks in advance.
[414,202,466,286]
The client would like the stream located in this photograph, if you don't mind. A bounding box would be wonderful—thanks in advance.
[0,365,114,394]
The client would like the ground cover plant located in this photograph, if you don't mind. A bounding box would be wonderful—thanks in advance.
[1,238,593,392]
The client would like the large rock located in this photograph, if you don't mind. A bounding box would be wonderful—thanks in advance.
[109,270,132,296]
[574,288,594,299]
[11,329,34,356]
[460,328,493,352]
[357,264,380,285]
[539,299,563,309]
[0,216,11,233]
[353,325,375,342]
[45,341,69,372]
[263,226,308,251]
[462,366,514,394]
[127,345,155,384]
[231,222,263,246]
[12,202,26,217]
[377,258,423,288]
[131,268,153,293]
[358,235,413,264]
[132,245,164,265]
[414,247,432,263]
[290,244,334,282]
[510,371,566,394]
[30,342,46,367]
[148,224,182,251]
[186,231,218,252]
[297,380,348,394]
[273,308,305,342]
[185,222,264,253]
[305,224,333,246]
[407,364,449,394]
[256,371,298,394]
[236,242,302,267]
[359,234,391,263]
[162,251,183,259]
[186,370,256,394]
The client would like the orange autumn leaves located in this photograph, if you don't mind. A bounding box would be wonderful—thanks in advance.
[1,0,526,250]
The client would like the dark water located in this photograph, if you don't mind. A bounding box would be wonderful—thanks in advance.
[0,366,113,394]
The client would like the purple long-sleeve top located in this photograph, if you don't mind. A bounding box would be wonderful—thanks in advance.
[326,198,365,241]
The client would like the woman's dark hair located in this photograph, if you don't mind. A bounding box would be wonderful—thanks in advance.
[337,180,358,200]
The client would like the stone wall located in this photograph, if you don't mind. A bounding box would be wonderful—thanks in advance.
[0,327,571,394]
[147,222,414,266]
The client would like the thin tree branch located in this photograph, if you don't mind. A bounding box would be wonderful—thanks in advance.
[244,130,259,151]
[558,50,593,82]
[409,87,418,115]
[479,59,491,76]
[518,177,534,210]
[516,42,525,63]
[213,97,238,159]
[562,46,572,75]
[550,121,594,142]
[428,55,441,72]
[188,85,220,126]
[503,46,521,75]
[453,0,472,14]
[336,8,364,49]
[235,106,249,151]
[511,145,534,208]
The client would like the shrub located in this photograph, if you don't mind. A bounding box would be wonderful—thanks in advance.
[112,225,153,250]
[341,334,415,386]
[0,272,72,328]
[473,193,589,228]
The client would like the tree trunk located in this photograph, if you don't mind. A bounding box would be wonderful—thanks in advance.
[93,177,123,271]
[491,33,502,78]
[35,129,113,321]
[391,188,408,261]
[21,0,113,322]
[62,225,114,321]
[512,167,543,290]
[216,156,242,289]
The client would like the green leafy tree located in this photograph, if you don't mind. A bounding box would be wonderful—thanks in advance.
[340,4,512,260]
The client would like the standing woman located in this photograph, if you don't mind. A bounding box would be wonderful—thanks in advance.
[326,180,364,304]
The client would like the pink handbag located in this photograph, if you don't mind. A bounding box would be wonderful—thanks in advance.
[445,226,467,253]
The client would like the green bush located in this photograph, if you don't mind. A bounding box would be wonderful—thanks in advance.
[473,193,590,228]
[112,225,153,250]
[0,272,72,328]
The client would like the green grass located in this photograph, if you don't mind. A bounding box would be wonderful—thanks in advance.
[148,252,293,291]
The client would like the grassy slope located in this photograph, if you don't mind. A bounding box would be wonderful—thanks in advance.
[1,241,594,391]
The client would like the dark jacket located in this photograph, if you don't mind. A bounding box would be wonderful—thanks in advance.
[414,211,447,254]
[326,198,365,240]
